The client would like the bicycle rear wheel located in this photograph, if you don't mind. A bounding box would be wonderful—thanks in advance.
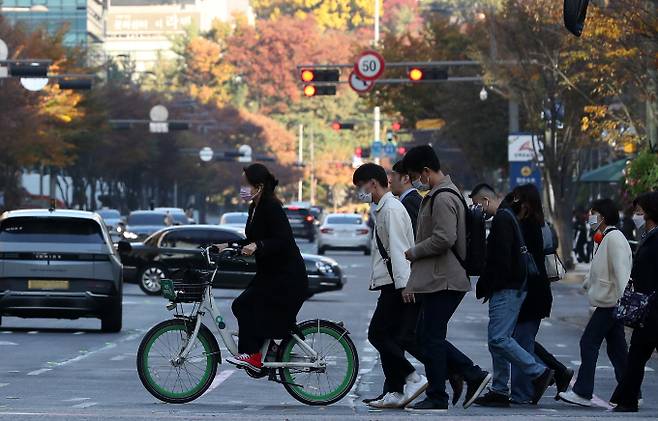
[137,319,220,404]
[278,319,358,406]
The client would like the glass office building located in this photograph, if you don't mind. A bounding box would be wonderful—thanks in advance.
[0,0,104,46]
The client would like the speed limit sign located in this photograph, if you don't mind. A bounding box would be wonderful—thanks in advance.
[354,50,385,81]
[348,71,374,94]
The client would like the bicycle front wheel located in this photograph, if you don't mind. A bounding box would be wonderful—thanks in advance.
[278,319,359,406]
[137,319,220,404]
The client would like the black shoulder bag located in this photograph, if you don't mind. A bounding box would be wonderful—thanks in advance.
[374,228,394,282]
[500,208,540,296]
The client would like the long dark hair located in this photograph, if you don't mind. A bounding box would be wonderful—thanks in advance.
[244,163,279,202]
[512,184,545,225]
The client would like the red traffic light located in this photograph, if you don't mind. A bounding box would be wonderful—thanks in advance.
[303,85,317,97]
[355,147,363,157]
[391,122,401,131]
[301,69,315,83]
[331,121,341,131]
[397,146,407,155]
[408,67,424,81]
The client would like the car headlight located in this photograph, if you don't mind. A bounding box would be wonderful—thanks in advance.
[315,260,334,275]
[123,231,139,240]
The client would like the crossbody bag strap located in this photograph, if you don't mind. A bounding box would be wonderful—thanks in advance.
[374,228,394,282]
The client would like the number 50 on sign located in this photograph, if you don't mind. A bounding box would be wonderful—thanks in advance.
[354,50,385,81]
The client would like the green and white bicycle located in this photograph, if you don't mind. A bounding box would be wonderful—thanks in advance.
[136,245,359,405]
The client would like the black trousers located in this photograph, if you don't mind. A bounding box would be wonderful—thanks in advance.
[232,287,264,354]
[417,290,485,405]
[535,342,569,375]
[611,325,658,407]
[368,287,417,393]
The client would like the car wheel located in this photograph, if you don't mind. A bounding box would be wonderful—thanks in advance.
[139,265,166,295]
[364,248,371,256]
[101,299,122,333]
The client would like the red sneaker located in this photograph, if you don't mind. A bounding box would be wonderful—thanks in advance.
[226,352,263,371]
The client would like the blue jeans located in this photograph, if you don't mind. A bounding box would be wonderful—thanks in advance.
[488,289,546,395]
[573,307,628,399]
[511,318,542,402]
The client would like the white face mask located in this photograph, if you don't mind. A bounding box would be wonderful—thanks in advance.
[588,213,602,231]
[239,186,258,202]
[633,214,646,229]
[411,175,430,192]
[357,188,373,203]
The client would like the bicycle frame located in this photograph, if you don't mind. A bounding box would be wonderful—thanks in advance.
[173,247,321,370]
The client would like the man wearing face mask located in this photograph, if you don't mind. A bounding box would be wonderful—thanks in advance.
[390,161,423,236]
[352,163,429,409]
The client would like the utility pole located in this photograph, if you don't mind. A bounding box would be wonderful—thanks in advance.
[310,128,316,205]
[298,124,304,202]
[373,0,381,164]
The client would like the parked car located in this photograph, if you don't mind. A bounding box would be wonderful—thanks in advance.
[96,208,123,231]
[318,213,371,255]
[119,225,344,296]
[0,209,129,332]
[219,212,249,231]
[284,205,316,242]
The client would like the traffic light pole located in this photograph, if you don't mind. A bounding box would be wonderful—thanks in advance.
[298,124,304,202]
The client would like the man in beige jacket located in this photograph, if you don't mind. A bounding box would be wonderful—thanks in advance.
[401,145,491,412]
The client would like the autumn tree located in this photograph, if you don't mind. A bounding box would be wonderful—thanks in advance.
[251,0,380,30]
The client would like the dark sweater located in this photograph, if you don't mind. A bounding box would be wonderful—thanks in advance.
[631,228,658,329]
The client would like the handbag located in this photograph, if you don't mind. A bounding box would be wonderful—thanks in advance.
[614,279,655,329]
[614,228,658,328]
[501,208,540,293]
[545,253,566,282]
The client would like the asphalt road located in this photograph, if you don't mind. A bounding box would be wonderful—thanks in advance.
[0,239,656,420]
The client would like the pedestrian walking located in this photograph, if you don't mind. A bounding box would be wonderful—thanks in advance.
[352,163,428,409]
[559,198,632,407]
[402,145,491,412]
[389,161,422,237]
[473,184,555,407]
[470,184,573,404]
[610,192,658,412]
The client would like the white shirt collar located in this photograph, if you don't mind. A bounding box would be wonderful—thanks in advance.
[399,188,416,202]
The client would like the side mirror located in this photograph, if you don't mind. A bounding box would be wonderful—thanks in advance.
[117,240,132,254]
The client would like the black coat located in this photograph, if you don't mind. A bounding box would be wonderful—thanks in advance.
[478,206,525,295]
[236,195,309,338]
[401,189,422,237]
[517,218,552,322]
[631,228,658,330]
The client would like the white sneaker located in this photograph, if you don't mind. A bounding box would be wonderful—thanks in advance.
[401,375,429,407]
[368,392,407,409]
[558,390,592,407]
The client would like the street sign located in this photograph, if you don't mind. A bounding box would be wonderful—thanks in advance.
[509,161,542,192]
[372,140,383,157]
[149,122,168,133]
[238,144,252,163]
[150,105,169,122]
[348,71,374,94]
[199,147,214,162]
[354,50,385,81]
[508,133,543,162]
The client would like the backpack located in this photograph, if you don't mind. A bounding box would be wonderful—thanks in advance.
[429,188,486,276]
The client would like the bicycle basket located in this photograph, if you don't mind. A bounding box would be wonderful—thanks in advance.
[164,268,212,303]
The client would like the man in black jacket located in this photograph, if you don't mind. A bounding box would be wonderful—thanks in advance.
[390,161,422,236]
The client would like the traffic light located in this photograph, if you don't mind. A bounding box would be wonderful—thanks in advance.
[397,146,407,155]
[361,147,371,159]
[355,147,363,157]
[332,121,355,130]
[58,78,92,90]
[303,84,336,97]
[407,67,448,82]
[391,122,401,131]
[299,68,340,83]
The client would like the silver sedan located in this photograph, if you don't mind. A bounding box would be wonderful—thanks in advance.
[317,213,371,255]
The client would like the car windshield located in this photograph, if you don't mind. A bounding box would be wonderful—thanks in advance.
[97,209,120,219]
[285,208,310,217]
[326,216,363,225]
[128,213,167,226]
[223,214,248,224]
[0,217,105,244]
[171,213,188,224]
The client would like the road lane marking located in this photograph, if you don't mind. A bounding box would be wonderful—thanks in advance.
[0,384,8,388]
[201,369,235,398]
[73,332,85,335]
[27,368,52,376]
[0,341,17,346]
[46,329,144,369]
[63,398,90,402]
[71,402,97,409]
[0,331,11,334]
[556,343,566,348]
[645,367,655,372]
[110,355,126,361]
[27,331,38,334]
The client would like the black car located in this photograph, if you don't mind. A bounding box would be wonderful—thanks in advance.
[284,205,316,242]
[119,225,344,296]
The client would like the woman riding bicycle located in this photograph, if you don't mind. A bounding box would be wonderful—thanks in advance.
[219,163,309,372]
